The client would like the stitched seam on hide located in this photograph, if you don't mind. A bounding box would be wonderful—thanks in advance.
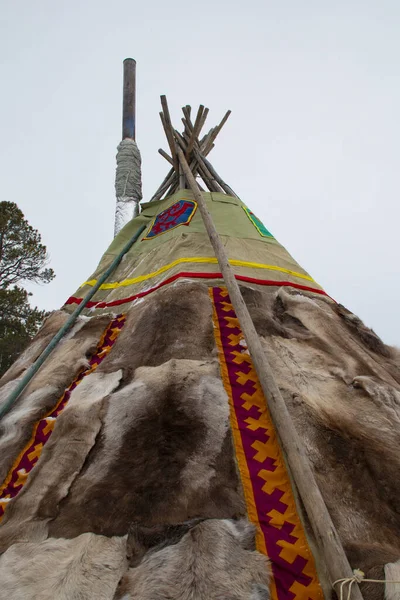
[0,314,127,521]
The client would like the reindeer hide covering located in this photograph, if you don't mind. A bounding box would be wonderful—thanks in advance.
[0,191,399,600]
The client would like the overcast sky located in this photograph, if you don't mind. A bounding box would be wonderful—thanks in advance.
[1,1,399,346]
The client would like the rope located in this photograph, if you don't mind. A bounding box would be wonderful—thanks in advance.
[333,569,400,600]
[114,139,142,236]
[0,224,146,422]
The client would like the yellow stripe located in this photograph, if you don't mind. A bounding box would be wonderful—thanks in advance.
[81,257,316,290]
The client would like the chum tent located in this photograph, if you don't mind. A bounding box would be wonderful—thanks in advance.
[0,60,399,600]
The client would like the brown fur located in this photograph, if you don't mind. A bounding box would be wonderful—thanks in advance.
[98,281,216,385]
[335,303,392,359]
[0,370,122,551]
[48,358,245,538]
[127,519,205,566]
[247,287,400,586]
[114,518,270,600]
[2,280,400,599]
[0,314,112,484]
[241,286,312,340]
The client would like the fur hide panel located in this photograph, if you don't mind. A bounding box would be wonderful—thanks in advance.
[0,370,122,551]
[114,518,270,600]
[242,285,400,583]
[48,358,245,538]
[0,532,126,600]
[0,314,112,484]
[97,281,216,382]
[1,280,400,599]
[0,383,58,485]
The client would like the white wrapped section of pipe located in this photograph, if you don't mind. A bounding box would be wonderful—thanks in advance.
[114,139,142,236]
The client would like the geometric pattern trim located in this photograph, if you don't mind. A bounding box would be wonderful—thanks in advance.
[210,287,323,600]
[65,273,330,311]
[142,199,197,240]
[243,206,273,238]
[0,314,126,522]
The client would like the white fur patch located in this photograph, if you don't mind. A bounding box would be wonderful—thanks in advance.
[0,533,127,600]
[385,558,400,600]
[65,369,122,411]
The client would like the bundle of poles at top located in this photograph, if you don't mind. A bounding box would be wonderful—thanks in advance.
[151,97,238,202]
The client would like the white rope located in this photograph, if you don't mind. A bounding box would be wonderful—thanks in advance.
[333,569,400,600]
[114,139,142,236]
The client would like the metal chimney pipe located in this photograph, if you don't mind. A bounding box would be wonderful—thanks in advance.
[122,58,136,140]
[114,59,142,236]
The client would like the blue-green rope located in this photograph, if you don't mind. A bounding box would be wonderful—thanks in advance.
[0,224,146,421]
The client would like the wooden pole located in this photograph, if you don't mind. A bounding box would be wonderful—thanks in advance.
[160,96,179,173]
[182,107,193,129]
[174,129,222,193]
[158,148,173,165]
[179,163,186,189]
[150,167,175,202]
[122,58,136,140]
[202,110,231,154]
[159,112,179,174]
[196,159,223,193]
[199,107,209,132]
[165,179,179,197]
[186,105,204,158]
[175,143,364,600]
[195,151,239,198]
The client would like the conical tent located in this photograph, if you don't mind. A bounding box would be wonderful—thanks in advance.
[0,88,399,600]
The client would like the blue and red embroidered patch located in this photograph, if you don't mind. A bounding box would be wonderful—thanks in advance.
[143,200,197,240]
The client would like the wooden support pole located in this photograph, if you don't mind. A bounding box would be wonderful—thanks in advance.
[173,125,219,192]
[122,58,136,140]
[150,167,175,202]
[182,107,192,127]
[199,107,209,132]
[184,107,209,141]
[158,148,173,165]
[195,151,239,198]
[196,158,223,193]
[174,130,204,180]
[181,129,191,145]
[175,143,364,600]
[160,96,179,173]
[186,105,204,158]
[174,129,188,149]
[182,117,192,136]
[179,163,186,189]
[200,128,217,157]
[160,111,179,174]
[202,110,231,155]
[200,127,214,149]
[165,178,179,197]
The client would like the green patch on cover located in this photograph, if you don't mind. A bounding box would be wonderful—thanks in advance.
[242,206,273,238]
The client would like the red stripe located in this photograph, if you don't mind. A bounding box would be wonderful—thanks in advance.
[64,272,329,310]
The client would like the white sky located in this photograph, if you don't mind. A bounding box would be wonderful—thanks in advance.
[0,1,399,346]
